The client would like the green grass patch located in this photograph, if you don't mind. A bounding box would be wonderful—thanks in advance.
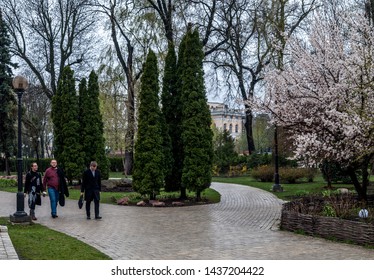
[0,217,111,260]
[212,174,358,201]
[67,187,221,205]
[0,178,17,192]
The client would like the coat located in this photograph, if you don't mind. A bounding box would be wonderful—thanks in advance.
[81,168,101,201]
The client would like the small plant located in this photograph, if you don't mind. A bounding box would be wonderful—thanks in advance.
[322,204,336,217]
[0,178,17,190]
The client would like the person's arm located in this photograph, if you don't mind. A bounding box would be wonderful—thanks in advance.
[42,169,48,190]
[24,172,30,194]
[39,173,46,194]
[80,171,86,194]
[98,171,101,192]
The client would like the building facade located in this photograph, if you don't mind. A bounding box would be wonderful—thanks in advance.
[208,102,245,139]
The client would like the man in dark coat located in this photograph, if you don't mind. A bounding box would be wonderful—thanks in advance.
[81,161,102,219]
[24,162,44,220]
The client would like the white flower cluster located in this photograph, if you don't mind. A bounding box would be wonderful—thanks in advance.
[252,12,374,167]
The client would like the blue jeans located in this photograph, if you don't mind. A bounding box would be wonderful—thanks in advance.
[48,187,59,216]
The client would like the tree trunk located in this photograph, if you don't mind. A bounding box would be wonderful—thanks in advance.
[196,190,201,201]
[348,166,368,202]
[5,153,11,176]
[180,187,187,200]
[124,151,133,177]
[244,104,255,154]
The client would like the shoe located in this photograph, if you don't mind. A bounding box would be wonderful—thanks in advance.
[95,216,102,220]
[87,216,91,220]
[32,216,37,221]
[52,215,58,218]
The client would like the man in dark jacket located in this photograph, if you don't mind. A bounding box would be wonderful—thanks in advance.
[24,162,44,220]
[81,161,102,220]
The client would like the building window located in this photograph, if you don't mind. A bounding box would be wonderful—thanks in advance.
[229,124,232,133]
[223,123,227,131]
[235,124,238,133]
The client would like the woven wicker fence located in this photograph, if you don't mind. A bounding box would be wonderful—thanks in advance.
[281,197,374,246]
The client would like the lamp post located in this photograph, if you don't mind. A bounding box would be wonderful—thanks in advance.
[10,76,31,223]
[272,125,283,192]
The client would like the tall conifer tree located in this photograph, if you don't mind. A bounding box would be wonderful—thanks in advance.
[0,10,16,174]
[133,50,164,199]
[52,66,84,181]
[78,77,89,162]
[174,29,190,199]
[161,42,178,192]
[180,28,213,200]
[87,70,110,179]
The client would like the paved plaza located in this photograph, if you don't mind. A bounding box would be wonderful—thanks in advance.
[1,182,373,259]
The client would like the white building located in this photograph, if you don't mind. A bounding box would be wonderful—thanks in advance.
[208,102,245,139]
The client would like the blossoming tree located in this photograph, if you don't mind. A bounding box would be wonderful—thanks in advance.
[254,13,374,200]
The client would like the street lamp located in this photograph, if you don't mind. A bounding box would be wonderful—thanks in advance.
[10,75,31,223]
[272,125,283,192]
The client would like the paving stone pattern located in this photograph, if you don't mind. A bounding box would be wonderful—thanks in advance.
[1,183,373,260]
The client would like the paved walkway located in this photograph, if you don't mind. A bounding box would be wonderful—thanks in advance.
[1,183,373,259]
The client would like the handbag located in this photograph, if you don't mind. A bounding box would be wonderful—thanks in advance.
[35,193,42,206]
[78,194,84,209]
[59,194,65,206]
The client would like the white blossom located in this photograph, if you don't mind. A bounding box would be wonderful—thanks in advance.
[252,12,374,168]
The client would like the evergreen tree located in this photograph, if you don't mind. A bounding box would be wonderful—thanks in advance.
[213,129,238,175]
[78,77,89,163]
[174,29,190,199]
[86,70,110,179]
[180,28,213,200]
[0,10,16,174]
[52,66,84,181]
[161,42,178,192]
[133,50,164,199]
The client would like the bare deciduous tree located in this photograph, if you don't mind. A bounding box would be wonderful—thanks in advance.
[1,0,98,99]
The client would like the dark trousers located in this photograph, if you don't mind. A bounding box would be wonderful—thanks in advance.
[86,195,100,218]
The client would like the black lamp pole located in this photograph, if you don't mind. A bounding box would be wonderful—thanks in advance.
[272,125,283,192]
[10,76,31,223]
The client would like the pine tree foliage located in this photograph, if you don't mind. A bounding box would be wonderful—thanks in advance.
[87,70,110,179]
[180,29,214,199]
[78,77,90,163]
[161,42,178,192]
[52,66,84,181]
[133,50,164,199]
[174,29,190,199]
[0,10,16,166]
[213,129,238,174]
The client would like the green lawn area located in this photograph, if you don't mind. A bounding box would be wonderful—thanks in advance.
[0,217,111,260]
[212,174,366,201]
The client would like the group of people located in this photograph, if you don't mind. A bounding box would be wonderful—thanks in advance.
[24,159,102,220]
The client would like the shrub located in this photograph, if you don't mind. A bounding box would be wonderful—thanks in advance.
[280,167,316,183]
[251,165,317,183]
[0,178,17,189]
[320,160,360,183]
[108,156,124,172]
[251,165,274,182]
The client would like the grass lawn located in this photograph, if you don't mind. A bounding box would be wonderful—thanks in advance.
[0,217,111,260]
[212,174,364,201]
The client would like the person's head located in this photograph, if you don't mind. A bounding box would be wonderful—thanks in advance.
[31,162,38,172]
[90,161,97,171]
[50,159,57,168]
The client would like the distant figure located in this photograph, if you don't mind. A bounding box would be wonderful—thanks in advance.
[43,159,67,218]
[24,162,44,220]
[81,161,102,220]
